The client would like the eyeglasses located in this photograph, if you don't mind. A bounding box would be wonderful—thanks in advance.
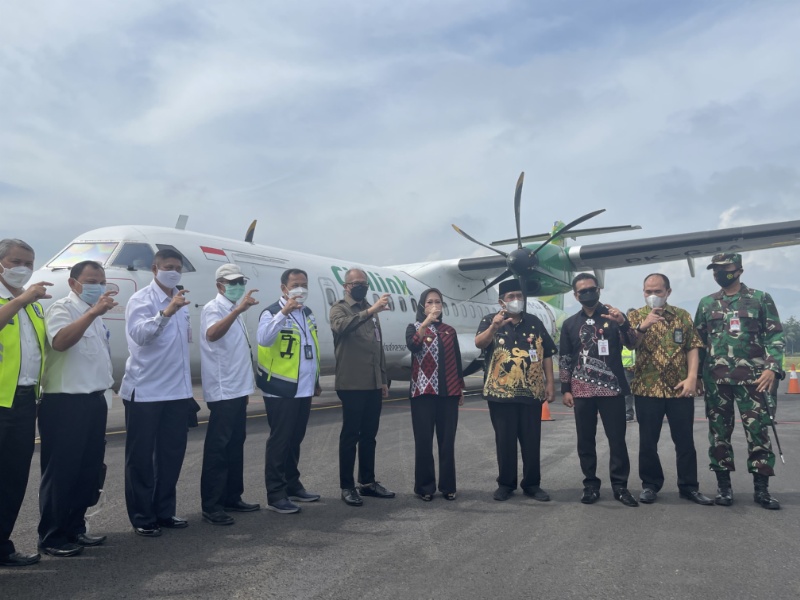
[577,287,599,295]
[346,281,369,287]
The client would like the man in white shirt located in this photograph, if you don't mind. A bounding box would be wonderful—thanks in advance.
[120,248,193,537]
[38,260,117,557]
[0,238,51,568]
[199,264,261,526]
[257,268,322,514]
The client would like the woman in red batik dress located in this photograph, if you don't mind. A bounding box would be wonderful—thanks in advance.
[405,288,465,501]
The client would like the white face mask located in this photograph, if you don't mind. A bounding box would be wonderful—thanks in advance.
[0,264,33,289]
[156,269,182,289]
[504,299,525,314]
[645,294,666,309]
[287,287,308,304]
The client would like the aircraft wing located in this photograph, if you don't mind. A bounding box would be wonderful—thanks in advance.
[566,219,800,270]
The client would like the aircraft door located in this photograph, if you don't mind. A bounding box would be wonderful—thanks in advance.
[318,277,340,323]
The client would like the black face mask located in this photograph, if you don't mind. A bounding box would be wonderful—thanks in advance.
[577,288,600,307]
[349,284,369,302]
[714,270,739,288]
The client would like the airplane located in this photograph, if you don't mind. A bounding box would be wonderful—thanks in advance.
[29,173,800,388]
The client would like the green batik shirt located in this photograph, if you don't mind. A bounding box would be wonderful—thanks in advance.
[694,283,784,385]
[628,304,703,397]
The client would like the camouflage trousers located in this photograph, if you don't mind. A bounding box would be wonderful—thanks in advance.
[704,381,775,476]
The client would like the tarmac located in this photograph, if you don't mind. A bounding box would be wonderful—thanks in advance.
[3,375,800,599]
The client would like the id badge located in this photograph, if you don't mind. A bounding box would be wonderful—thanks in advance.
[529,349,539,362]
[304,344,313,360]
[597,339,609,356]
[673,329,683,344]
[373,318,382,342]
[730,318,740,332]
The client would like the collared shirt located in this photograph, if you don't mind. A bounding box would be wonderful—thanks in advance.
[628,303,703,398]
[257,297,317,398]
[476,313,557,403]
[330,296,386,390]
[200,293,255,402]
[119,280,192,402]
[42,291,114,395]
[559,307,636,398]
[694,283,784,385]
[0,280,42,385]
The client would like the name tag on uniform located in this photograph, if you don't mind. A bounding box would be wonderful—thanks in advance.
[730,318,740,332]
[673,329,683,344]
[304,344,313,360]
[529,349,539,362]
[598,339,609,356]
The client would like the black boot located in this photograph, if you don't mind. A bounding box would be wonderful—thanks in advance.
[715,471,733,506]
[753,474,780,510]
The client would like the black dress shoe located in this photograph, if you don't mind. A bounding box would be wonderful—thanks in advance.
[359,482,395,498]
[639,488,657,504]
[289,489,321,503]
[341,488,363,506]
[39,543,84,557]
[157,516,188,529]
[202,511,235,525]
[613,488,639,507]
[580,488,600,504]
[493,487,513,501]
[134,526,162,537]
[522,486,551,502]
[0,552,41,567]
[224,500,261,512]
[715,487,733,506]
[74,533,107,547]
[680,490,713,506]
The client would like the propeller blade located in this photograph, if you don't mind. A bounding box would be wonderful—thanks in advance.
[514,172,524,249]
[452,225,508,257]
[531,209,606,257]
[469,270,512,300]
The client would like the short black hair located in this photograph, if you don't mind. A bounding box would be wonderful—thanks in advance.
[572,272,599,292]
[281,268,308,286]
[152,248,183,267]
[643,273,670,289]
[70,260,104,280]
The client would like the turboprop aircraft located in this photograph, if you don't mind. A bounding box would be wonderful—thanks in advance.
[29,173,800,388]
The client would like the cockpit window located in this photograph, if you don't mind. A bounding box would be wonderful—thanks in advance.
[155,244,196,272]
[47,242,119,269]
[111,243,155,270]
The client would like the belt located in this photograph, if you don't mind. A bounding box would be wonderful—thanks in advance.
[15,385,36,396]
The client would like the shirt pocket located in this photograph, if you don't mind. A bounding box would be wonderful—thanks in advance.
[737,307,761,333]
[708,311,726,336]
[78,328,100,357]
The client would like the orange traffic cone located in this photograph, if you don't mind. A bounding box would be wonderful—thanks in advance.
[541,400,554,421]
[788,364,800,395]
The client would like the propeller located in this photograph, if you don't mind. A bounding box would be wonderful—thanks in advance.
[452,172,605,299]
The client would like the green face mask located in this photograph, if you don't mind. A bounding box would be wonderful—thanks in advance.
[224,283,246,302]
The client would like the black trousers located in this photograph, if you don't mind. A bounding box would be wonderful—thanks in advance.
[201,396,247,513]
[488,400,543,491]
[635,395,699,493]
[573,395,630,490]
[38,391,107,547]
[263,396,312,503]
[0,386,36,557]
[123,397,189,528]
[410,395,459,495]
[337,389,382,489]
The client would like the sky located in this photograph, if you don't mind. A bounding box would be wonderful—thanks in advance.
[2,0,800,321]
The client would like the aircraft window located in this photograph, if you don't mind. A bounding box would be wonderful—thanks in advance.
[373,293,381,304]
[452,303,459,317]
[155,244,196,272]
[47,242,119,269]
[410,298,418,313]
[399,296,407,312]
[325,288,337,307]
[469,305,476,318]
[111,243,155,270]
[387,296,395,311]
[442,303,449,316]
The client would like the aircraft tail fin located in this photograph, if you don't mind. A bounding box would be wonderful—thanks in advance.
[245,220,257,243]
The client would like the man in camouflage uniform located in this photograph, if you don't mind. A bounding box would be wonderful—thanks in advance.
[695,253,784,510]
[629,273,712,505]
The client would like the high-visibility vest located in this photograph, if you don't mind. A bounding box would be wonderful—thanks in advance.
[256,302,320,398]
[0,298,46,407]
[621,347,635,369]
